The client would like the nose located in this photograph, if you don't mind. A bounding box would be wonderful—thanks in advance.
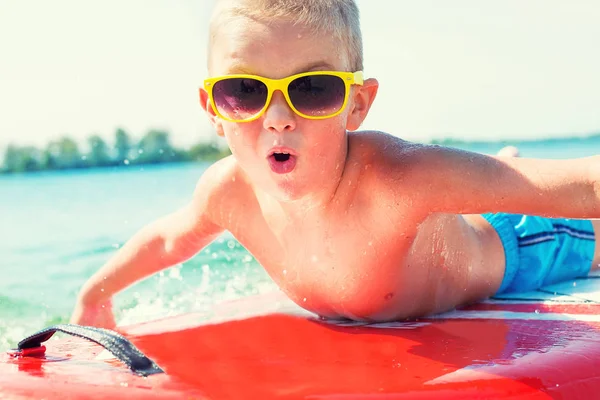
[262,91,296,133]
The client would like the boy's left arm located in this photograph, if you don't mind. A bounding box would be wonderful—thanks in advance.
[401,144,600,218]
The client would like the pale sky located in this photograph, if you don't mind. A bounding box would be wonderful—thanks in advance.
[1,0,599,151]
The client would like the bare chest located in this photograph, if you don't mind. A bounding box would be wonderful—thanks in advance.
[228,205,416,314]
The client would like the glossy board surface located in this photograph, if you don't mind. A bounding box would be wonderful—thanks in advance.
[2,277,600,399]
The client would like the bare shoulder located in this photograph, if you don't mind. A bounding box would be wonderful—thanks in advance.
[346,131,427,193]
[190,155,252,227]
[347,130,424,174]
[340,131,427,226]
[346,130,480,223]
[193,155,241,194]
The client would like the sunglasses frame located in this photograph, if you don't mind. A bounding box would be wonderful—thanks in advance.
[202,70,364,123]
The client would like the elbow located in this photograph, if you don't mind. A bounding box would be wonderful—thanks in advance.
[162,231,206,266]
[161,235,190,266]
[141,233,175,268]
[587,158,600,217]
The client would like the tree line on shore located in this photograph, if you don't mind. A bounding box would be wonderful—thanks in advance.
[1,128,231,174]
[5,128,599,174]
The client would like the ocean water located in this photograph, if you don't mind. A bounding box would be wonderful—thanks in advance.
[1,137,599,351]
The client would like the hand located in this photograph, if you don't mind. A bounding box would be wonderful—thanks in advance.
[70,298,117,330]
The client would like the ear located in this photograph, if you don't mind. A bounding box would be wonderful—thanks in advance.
[199,88,225,137]
[346,78,379,131]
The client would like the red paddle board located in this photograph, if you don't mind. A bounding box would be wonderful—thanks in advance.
[3,274,600,399]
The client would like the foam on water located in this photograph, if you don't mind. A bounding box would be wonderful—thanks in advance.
[0,220,275,351]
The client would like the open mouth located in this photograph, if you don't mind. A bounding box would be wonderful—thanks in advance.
[267,150,296,174]
[272,152,291,162]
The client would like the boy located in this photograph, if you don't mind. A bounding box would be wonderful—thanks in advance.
[71,0,600,328]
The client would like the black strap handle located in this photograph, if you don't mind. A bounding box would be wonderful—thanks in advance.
[17,324,164,377]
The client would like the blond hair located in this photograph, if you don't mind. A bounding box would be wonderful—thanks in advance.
[208,0,363,72]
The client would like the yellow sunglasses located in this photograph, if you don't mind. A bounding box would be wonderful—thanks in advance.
[202,70,363,123]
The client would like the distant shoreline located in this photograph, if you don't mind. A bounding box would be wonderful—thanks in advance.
[429,132,600,146]
[1,128,231,175]
[2,130,599,175]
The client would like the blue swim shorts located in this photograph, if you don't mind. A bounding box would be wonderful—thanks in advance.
[482,213,596,294]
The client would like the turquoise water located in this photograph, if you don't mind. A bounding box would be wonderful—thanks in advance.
[1,137,599,351]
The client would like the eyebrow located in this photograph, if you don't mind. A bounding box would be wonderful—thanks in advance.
[294,61,337,74]
[226,61,338,76]
[226,65,254,75]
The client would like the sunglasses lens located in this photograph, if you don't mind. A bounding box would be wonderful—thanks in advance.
[212,78,268,120]
[288,75,346,117]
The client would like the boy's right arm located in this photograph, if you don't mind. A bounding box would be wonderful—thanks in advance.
[70,163,227,328]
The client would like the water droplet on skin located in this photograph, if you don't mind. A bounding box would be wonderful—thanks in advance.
[283,269,287,275]
[232,176,236,182]
[534,309,540,314]
[368,241,373,246]
[120,382,129,387]
[303,298,307,302]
